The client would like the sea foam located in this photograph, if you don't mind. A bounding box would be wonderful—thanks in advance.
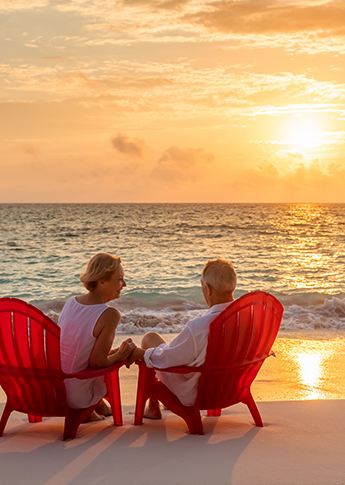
[42,294,345,334]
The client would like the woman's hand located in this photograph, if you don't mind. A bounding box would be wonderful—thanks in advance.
[115,338,137,360]
[124,347,146,368]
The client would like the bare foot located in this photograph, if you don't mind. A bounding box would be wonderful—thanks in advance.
[83,411,105,423]
[95,399,112,417]
[143,398,162,420]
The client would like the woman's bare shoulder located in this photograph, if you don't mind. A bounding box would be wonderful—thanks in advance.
[104,306,121,318]
[94,307,121,337]
[99,307,121,327]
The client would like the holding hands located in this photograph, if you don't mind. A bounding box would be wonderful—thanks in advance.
[124,347,146,368]
[109,338,137,361]
[108,338,145,367]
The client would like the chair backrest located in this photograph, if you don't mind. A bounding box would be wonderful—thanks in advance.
[0,298,66,416]
[197,291,283,410]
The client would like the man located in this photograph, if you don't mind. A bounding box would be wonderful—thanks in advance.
[128,258,237,417]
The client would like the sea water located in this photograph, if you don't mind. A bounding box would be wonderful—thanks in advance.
[1,203,345,334]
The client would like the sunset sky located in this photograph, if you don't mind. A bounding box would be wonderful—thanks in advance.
[1,0,345,203]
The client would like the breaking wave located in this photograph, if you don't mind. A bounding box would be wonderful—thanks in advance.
[39,292,345,334]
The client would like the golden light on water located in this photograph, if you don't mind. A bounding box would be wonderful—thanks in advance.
[296,352,327,400]
[271,204,340,293]
[286,340,338,400]
[257,339,345,401]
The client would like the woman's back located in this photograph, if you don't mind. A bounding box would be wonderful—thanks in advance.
[58,297,109,408]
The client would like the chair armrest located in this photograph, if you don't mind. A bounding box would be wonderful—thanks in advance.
[135,360,204,375]
[62,361,125,380]
[135,352,272,375]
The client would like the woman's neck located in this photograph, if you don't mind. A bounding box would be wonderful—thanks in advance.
[76,290,107,305]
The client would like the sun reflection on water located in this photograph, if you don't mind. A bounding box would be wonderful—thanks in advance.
[271,204,341,293]
[296,352,326,399]
[272,339,345,401]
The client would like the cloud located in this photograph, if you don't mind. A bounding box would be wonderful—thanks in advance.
[188,1,345,36]
[121,0,190,10]
[102,76,174,90]
[152,145,214,182]
[22,143,41,157]
[39,56,74,62]
[158,146,214,166]
[0,0,49,12]
[5,0,344,56]
[2,48,344,120]
[276,149,306,161]
[111,132,147,158]
[247,156,345,196]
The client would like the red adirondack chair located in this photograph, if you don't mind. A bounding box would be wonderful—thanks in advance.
[0,297,124,440]
[134,291,283,434]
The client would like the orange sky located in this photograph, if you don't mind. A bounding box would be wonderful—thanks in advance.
[1,0,345,203]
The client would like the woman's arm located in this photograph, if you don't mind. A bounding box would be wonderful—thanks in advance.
[89,307,136,368]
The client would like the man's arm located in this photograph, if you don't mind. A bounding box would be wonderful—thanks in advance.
[144,327,197,369]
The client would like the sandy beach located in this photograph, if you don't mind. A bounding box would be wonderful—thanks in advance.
[1,334,345,485]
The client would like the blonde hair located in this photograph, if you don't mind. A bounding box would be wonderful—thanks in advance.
[202,258,237,295]
[80,253,122,292]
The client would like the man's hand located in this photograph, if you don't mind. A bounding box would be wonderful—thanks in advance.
[112,338,137,361]
[125,347,146,368]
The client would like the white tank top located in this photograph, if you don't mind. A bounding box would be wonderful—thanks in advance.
[58,297,109,409]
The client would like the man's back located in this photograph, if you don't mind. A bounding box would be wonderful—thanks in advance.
[146,301,233,406]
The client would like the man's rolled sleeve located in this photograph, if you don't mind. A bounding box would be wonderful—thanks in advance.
[143,327,197,369]
[144,343,169,368]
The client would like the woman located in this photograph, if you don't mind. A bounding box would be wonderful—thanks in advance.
[58,253,135,420]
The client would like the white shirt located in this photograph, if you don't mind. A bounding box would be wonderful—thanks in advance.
[144,302,232,406]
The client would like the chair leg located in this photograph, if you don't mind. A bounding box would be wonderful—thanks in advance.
[28,414,43,423]
[154,382,204,435]
[0,402,13,436]
[63,406,97,440]
[134,363,204,434]
[105,371,123,426]
[181,407,204,435]
[207,409,221,417]
[134,365,154,425]
[165,399,203,435]
[244,393,263,427]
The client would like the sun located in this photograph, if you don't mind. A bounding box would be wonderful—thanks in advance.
[284,115,324,150]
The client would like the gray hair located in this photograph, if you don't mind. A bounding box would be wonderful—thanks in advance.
[202,258,237,295]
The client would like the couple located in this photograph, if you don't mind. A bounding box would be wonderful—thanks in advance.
[58,253,237,421]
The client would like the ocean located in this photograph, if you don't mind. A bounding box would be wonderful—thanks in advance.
[1,203,345,335]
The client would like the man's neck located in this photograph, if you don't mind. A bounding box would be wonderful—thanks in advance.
[208,294,234,307]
